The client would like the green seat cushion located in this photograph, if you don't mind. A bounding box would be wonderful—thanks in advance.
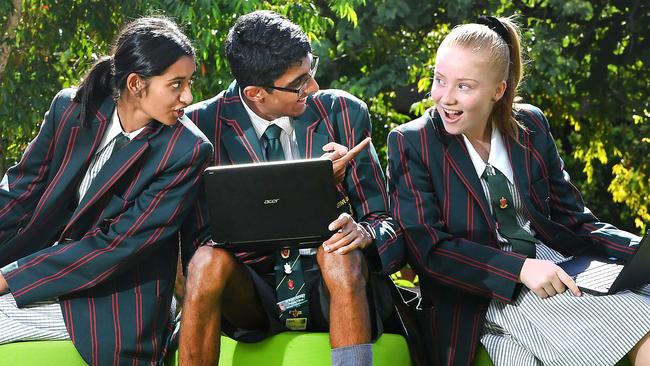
[0,341,86,365]
[0,341,176,366]
[166,332,411,366]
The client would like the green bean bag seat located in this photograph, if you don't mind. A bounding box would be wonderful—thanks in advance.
[0,341,86,365]
[0,337,629,365]
[166,332,412,366]
[0,341,177,366]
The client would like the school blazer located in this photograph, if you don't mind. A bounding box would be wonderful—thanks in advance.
[386,104,638,366]
[180,81,400,275]
[0,89,212,366]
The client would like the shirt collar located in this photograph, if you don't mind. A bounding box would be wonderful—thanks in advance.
[238,87,294,140]
[462,125,514,184]
[107,108,145,142]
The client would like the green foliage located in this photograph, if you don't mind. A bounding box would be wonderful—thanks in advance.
[1,0,647,233]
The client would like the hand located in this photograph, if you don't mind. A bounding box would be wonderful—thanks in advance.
[321,137,372,184]
[519,258,581,299]
[0,273,8,293]
[322,213,373,255]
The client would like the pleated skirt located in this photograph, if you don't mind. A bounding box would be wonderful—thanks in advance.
[481,286,650,366]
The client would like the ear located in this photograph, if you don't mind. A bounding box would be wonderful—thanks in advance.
[125,73,145,97]
[493,80,507,102]
[242,86,266,102]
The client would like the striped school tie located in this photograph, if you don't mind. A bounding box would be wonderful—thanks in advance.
[264,124,311,330]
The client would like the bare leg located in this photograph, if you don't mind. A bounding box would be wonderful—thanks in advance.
[630,331,650,366]
[178,246,267,366]
[317,247,371,348]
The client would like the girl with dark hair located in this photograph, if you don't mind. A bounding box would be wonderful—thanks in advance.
[0,16,211,365]
[387,16,650,366]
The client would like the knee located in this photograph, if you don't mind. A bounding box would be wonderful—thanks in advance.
[318,249,368,294]
[185,246,237,296]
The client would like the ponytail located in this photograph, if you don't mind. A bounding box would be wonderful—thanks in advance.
[488,17,524,141]
[74,56,115,127]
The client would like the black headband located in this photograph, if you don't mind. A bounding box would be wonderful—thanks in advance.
[477,16,511,47]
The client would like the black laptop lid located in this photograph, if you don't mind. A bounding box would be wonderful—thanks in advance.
[203,159,338,250]
[558,229,650,294]
[609,229,650,293]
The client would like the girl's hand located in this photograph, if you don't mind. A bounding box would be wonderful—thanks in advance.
[519,258,582,299]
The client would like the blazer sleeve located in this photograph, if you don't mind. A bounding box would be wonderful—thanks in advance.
[387,127,526,302]
[5,139,212,306]
[337,97,403,275]
[0,92,61,245]
[525,107,639,260]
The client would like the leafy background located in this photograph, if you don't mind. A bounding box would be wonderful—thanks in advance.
[2,0,648,238]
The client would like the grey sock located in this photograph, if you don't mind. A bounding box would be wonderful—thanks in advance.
[331,343,373,366]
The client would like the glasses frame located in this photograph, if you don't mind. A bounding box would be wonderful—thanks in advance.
[263,56,319,98]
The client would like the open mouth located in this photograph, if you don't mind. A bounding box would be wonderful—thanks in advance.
[441,107,463,122]
[173,108,185,118]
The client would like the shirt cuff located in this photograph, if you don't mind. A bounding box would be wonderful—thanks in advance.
[0,261,18,276]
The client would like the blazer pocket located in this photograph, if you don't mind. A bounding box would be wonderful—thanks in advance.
[530,177,550,217]
[98,194,134,232]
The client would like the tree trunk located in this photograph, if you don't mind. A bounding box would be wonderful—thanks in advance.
[0,0,22,76]
[0,0,21,176]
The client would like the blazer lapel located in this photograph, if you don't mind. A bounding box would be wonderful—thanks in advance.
[66,123,156,232]
[220,118,263,164]
[219,86,264,164]
[27,98,112,230]
[294,103,328,159]
[505,133,532,198]
[444,134,494,228]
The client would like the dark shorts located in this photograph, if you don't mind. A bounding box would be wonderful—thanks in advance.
[222,253,394,343]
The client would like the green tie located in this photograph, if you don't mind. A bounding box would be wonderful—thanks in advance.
[484,167,537,258]
[264,124,310,330]
[111,133,129,157]
[263,124,285,162]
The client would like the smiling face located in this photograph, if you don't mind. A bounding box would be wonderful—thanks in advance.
[243,55,319,121]
[138,55,196,126]
[431,45,506,141]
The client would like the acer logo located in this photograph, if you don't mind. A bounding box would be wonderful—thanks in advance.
[264,198,280,205]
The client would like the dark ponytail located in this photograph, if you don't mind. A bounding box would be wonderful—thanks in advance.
[73,16,195,127]
[75,56,115,127]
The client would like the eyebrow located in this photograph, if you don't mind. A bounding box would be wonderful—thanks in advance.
[434,71,478,83]
[286,73,310,87]
[167,74,195,84]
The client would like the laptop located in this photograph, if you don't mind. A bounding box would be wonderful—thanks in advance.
[558,230,650,295]
[203,159,339,251]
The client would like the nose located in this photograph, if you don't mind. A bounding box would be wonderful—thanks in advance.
[180,83,193,105]
[438,85,455,105]
[302,77,320,98]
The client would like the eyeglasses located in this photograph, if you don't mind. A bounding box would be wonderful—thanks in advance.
[263,56,319,98]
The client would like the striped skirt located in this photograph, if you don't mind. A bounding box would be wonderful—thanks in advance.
[481,286,650,366]
[0,293,69,344]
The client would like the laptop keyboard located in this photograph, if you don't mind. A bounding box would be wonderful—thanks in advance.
[573,261,625,293]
